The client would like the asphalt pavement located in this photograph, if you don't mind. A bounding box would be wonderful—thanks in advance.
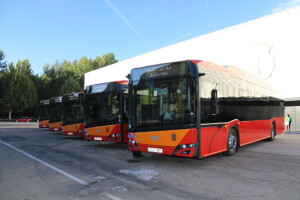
[0,122,300,200]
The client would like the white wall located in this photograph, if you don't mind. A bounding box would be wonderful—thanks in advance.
[84,6,300,98]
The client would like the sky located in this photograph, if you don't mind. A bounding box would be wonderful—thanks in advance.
[1,0,300,75]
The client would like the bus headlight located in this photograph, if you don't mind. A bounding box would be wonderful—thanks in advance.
[172,143,197,156]
[178,143,197,149]
[109,133,120,138]
[128,139,136,144]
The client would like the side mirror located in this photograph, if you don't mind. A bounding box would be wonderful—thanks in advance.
[211,89,219,115]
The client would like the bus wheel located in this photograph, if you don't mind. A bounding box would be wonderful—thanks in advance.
[268,124,276,141]
[133,151,141,159]
[226,128,238,156]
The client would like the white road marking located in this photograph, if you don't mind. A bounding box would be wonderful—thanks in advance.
[0,140,123,200]
[0,139,88,185]
[102,192,123,200]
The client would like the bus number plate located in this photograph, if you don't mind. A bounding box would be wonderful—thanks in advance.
[94,137,102,141]
[54,128,58,131]
[148,147,163,153]
[68,132,73,135]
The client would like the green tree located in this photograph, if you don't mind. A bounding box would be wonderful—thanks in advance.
[15,59,33,76]
[0,49,7,72]
[42,61,66,98]
[35,72,52,101]
[59,77,82,95]
[74,56,93,88]
[93,53,118,70]
[36,52,118,101]
[0,61,37,120]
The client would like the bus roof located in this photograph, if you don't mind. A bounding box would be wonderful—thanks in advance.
[197,61,282,99]
[128,59,282,99]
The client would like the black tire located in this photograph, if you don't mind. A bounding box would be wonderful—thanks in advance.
[268,124,276,141]
[226,128,238,156]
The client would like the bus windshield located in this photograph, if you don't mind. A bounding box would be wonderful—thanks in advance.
[63,101,84,125]
[85,92,120,127]
[130,77,196,129]
[49,104,62,123]
[39,106,49,121]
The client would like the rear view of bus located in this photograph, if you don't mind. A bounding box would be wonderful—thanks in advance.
[62,92,85,136]
[39,100,50,128]
[127,60,284,159]
[49,96,63,131]
[84,81,128,143]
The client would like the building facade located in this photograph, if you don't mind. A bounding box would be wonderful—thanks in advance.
[85,6,300,129]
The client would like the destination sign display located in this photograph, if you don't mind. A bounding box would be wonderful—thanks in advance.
[49,96,62,104]
[130,62,189,81]
[86,82,116,94]
[40,100,49,105]
[62,93,84,102]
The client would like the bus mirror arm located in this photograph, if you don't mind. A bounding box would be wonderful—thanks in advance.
[211,89,219,115]
[198,73,206,77]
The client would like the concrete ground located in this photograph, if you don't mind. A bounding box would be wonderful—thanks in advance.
[0,122,299,200]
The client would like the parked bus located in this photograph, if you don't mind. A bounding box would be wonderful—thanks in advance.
[62,92,85,136]
[39,100,50,128]
[127,60,284,158]
[49,96,63,131]
[84,81,128,143]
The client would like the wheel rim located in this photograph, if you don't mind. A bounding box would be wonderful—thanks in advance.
[228,132,237,151]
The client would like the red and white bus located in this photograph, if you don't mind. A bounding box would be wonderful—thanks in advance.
[49,96,63,131]
[62,92,85,136]
[39,100,50,128]
[84,81,128,143]
[127,60,284,158]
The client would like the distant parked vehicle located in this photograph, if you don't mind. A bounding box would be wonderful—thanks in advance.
[16,117,32,122]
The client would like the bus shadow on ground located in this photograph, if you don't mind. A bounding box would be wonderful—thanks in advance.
[126,149,227,165]
[58,136,84,140]
[40,128,51,131]
[284,130,300,134]
[81,142,128,150]
[126,139,278,164]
